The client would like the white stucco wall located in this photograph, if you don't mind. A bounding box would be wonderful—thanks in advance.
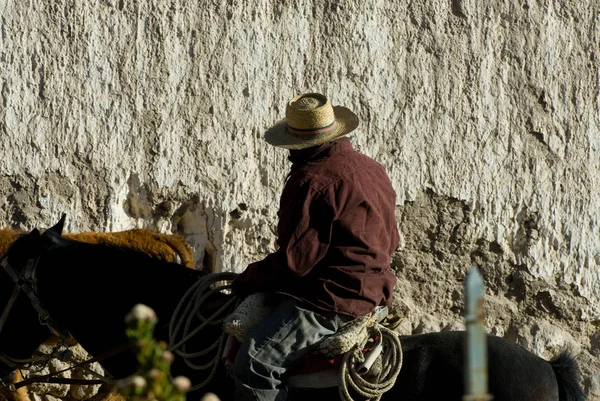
[1,0,599,398]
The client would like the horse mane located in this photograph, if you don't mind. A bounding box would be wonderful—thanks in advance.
[0,228,22,260]
[64,230,195,268]
[1,227,196,269]
[42,230,198,275]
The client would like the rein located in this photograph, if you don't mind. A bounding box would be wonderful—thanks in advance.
[8,343,133,391]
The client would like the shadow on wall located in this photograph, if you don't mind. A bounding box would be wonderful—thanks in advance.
[171,196,218,273]
[391,188,596,398]
[123,174,219,273]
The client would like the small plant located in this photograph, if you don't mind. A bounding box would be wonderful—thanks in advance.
[116,304,191,401]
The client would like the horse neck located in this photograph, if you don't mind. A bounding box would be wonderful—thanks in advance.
[34,243,203,343]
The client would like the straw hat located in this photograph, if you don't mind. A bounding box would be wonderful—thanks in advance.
[264,93,359,150]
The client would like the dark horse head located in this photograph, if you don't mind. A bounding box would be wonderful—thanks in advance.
[0,216,233,399]
[0,216,69,379]
[0,216,586,401]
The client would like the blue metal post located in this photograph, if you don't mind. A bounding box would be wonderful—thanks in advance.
[463,267,493,401]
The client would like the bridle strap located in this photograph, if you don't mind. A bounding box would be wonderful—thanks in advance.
[0,256,86,389]
[0,286,21,336]
[0,258,68,339]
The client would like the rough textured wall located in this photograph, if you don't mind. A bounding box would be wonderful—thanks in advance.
[1,0,599,399]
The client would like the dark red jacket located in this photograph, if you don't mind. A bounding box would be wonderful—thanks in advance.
[231,138,399,317]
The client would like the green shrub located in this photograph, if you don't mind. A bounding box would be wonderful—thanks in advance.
[116,304,190,401]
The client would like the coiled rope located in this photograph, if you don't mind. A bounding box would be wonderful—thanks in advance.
[167,271,402,397]
[339,324,403,401]
[167,272,239,391]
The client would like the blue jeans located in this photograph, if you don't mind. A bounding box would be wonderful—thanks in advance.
[233,297,352,401]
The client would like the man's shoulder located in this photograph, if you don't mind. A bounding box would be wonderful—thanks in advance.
[303,146,387,191]
[327,145,382,172]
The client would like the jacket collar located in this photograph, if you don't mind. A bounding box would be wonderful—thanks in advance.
[287,137,351,166]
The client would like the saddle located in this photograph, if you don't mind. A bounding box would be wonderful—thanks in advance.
[222,293,399,389]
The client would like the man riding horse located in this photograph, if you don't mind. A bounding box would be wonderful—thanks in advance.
[230,93,399,401]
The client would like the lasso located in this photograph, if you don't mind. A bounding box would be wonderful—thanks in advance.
[339,324,403,401]
[167,272,240,391]
[167,271,403,398]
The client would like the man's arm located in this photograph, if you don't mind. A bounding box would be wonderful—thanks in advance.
[231,183,335,296]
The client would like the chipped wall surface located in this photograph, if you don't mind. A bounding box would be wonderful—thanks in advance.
[1,0,599,399]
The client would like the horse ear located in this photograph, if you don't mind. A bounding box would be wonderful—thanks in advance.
[48,214,66,236]
[6,227,43,268]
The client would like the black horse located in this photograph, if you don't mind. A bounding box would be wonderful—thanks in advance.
[0,218,585,401]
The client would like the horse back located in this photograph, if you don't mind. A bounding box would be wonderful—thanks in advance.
[385,331,560,401]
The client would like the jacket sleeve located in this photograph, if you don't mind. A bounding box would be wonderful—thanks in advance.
[230,254,279,296]
[231,183,335,296]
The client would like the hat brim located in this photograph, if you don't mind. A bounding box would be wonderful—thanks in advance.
[264,106,359,150]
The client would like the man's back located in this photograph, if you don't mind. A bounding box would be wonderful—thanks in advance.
[276,138,399,317]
